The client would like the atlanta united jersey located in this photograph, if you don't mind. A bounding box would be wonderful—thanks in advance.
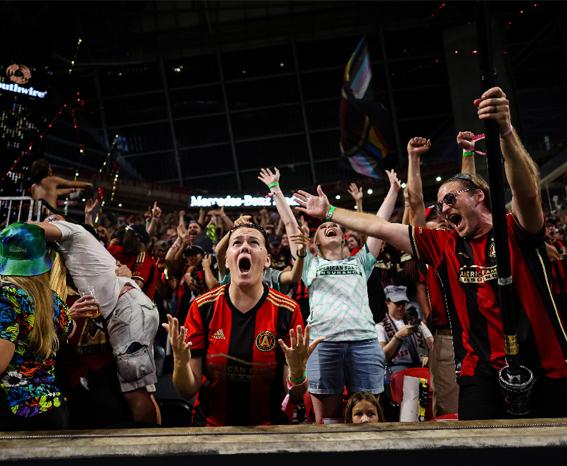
[184,284,303,426]
[410,214,567,379]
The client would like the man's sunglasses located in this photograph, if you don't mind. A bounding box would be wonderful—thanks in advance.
[436,188,474,213]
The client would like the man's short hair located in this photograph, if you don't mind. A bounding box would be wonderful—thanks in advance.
[442,173,492,212]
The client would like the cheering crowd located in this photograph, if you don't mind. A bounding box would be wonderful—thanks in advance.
[1,87,567,430]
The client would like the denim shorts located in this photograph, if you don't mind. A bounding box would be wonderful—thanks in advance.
[106,288,159,393]
[307,338,385,395]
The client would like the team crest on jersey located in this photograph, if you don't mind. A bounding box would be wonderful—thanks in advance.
[489,241,496,258]
[255,331,276,352]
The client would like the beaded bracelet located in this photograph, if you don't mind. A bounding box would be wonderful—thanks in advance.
[325,205,336,221]
[268,182,280,189]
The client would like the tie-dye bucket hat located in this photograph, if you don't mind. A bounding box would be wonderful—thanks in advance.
[0,223,52,276]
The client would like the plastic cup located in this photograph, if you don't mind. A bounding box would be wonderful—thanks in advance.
[79,286,101,318]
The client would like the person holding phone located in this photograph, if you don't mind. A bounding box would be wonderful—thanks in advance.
[376,285,433,375]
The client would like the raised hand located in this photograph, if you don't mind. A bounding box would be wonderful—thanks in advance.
[178,211,187,237]
[347,183,363,202]
[407,137,431,157]
[163,314,192,365]
[258,167,281,188]
[475,87,511,132]
[278,325,324,377]
[288,232,308,256]
[385,169,401,192]
[234,214,252,226]
[151,201,161,219]
[84,198,99,216]
[456,131,475,152]
[294,185,330,219]
[201,253,212,269]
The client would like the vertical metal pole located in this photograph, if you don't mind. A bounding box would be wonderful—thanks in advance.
[17,199,22,222]
[216,49,242,191]
[6,200,12,227]
[291,38,317,186]
[159,56,184,186]
[379,27,404,173]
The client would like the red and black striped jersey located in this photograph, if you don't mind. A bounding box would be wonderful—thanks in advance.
[410,214,567,379]
[184,284,304,426]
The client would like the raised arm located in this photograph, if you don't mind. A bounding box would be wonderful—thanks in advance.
[165,224,187,276]
[347,182,368,244]
[201,254,219,290]
[406,137,431,227]
[258,168,301,257]
[366,169,401,257]
[216,206,234,232]
[51,176,93,190]
[477,87,543,233]
[456,131,477,175]
[347,183,364,213]
[56,188,77,196]
[84,198,99,226]
[278,232,307,286]
[146,202,161,237]
[294,186,411,254]
[163,314,202,399]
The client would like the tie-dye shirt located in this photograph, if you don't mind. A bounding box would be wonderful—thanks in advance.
[0,283,71,418]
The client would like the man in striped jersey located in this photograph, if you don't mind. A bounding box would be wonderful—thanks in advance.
[295,87,567,420]
[164,223,323,426]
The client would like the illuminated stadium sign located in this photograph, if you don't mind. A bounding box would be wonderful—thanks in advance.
[0,82,48,99]
[190,195,299,208]
[6,64,32,85]
[1,64,47,98]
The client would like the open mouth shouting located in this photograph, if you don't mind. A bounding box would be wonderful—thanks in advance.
[447,213,463,230]
[237,255,252,275]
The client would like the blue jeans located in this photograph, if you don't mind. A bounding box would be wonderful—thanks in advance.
[307,339,385,395]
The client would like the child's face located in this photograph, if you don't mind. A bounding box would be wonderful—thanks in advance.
[351,400,379,424]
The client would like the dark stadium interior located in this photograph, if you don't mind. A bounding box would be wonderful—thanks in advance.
[1,1,566,212]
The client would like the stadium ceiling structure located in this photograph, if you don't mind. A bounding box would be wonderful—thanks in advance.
[1,1,566,210]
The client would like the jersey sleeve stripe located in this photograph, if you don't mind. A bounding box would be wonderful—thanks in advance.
[196,285,225,305]
[266,296,296,313]
[267,289,297,306]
